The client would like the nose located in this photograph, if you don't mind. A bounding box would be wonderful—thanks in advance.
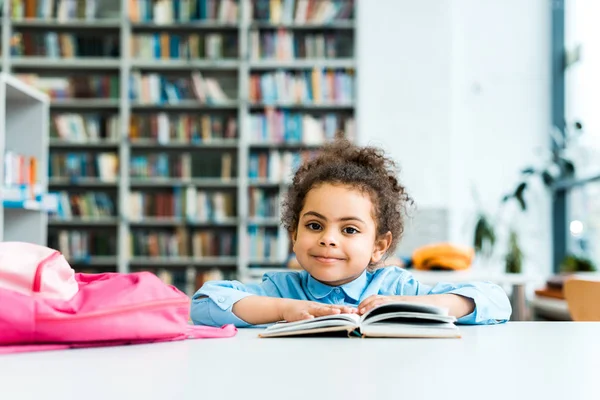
[319,229,338,247]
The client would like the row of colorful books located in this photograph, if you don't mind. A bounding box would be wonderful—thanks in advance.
[49,152,119,182]
[11,32,120,58]
[251,0,354,24]
[250,30,352,60]
[131,33,237,60]
[130,152,234,180]
[248,149,316,181]
[250,69,354,104]
[129,114,237,143]
[249,110,353,143]
[48,230,118,261]
[53,191,116,219]
[128,229,236,257]
[52,114,120,142]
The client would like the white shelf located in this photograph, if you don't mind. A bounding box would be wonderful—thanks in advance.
[49,177,119,187]
[130,100,239,110]
[131,59,240,70]
[129,139,238,149]
[0,73,50,245]
[250,21,355,30]
[49,139,120,149]
[12,19,121,29]
[131,22,238,30]
[11,58,121,69]
[51,99,120,109]
[249,59,355,69]
[48,217,119,226]
[248,102,355,110]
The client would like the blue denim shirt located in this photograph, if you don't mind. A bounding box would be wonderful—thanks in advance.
[190,267,512,327]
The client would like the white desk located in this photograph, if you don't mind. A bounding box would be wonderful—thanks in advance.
[1,323,599,400]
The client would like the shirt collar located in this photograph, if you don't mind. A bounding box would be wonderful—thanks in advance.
[306,270,368,302]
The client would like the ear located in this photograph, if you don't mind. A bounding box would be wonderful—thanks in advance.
[289,230,298,252]
[371,231,392,263]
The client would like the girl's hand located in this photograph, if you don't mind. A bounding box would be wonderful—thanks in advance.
[280,300,358,322]
[358,295,400,315]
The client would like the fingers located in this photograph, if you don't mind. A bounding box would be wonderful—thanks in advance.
[309,304,342,317]
[358,296,391,315]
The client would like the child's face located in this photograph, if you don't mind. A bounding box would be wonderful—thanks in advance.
[292,183,391,286]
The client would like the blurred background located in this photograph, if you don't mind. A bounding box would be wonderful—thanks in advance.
[1,0,599,322]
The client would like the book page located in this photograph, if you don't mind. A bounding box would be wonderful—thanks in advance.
[264,313,360,333]
[360,301,450,324]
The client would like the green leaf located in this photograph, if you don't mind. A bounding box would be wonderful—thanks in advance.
[562,159,575,176]
[515,182,527,197]
[514,183,527,211]
[541,171,554,187]
[521,167,535,175]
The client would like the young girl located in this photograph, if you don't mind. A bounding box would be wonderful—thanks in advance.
[191,139,511,327]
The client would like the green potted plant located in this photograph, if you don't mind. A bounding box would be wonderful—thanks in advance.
[472,121,582,273]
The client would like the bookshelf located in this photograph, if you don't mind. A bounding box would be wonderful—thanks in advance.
[0,72,50,245]
[1,0,357,292]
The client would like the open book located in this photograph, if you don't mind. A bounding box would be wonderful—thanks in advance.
[259,301,461,338]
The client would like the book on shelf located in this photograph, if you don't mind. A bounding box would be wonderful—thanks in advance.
[131,32,238,60]
[52,113,120,142]
[247,226,280,259]
[130,0,239,24]
[185,187,235,222]
[16,74,120,100]
[12,0,102,21]
[129,190,184,220]
[48,230,117,261]
[11,31,120,58]
[248,187,279,218]
[249,69,354,105]
[250,110,353,144]
[129,152,233,180]
[50,152,119,182]
[53,191,116,219]
[129,71,229,105]
[129,113,237,144]
[259,301,461,339]
[250,29,352,60]
[248,149,315,181]
[251,0,354,24]
[129,228,190,258]
[3,151,38,190]
[127,229,236,258]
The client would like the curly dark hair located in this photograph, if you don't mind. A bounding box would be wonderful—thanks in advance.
[281,138,412,259]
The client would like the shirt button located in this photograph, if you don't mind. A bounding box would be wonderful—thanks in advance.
[218,297,225,303]
[334,288,341,293]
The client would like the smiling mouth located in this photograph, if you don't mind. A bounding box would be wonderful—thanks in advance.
[312,256,344,264]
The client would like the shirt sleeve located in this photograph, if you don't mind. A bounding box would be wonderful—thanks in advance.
[190,276,283,328]
[397,273,512,325]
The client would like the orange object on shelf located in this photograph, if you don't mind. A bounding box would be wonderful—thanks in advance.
[412,243,474,271]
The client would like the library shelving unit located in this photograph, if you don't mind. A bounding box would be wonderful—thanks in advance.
[1,0,357,293]
[0,73,50,245]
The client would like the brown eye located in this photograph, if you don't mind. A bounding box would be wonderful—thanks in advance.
[343,227,359,234]
[306,222,322,231]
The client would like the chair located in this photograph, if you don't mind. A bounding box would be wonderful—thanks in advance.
[564,279,600,321]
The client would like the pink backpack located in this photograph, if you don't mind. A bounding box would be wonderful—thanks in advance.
[0,242,236,354]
